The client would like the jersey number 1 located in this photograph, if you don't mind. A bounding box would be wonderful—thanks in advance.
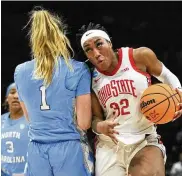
[40,86,50,110]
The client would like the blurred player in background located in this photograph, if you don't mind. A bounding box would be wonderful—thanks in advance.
[170,152,182,176]
[1,83,29,176]
[76,22,182,176]
[14,8,94,176]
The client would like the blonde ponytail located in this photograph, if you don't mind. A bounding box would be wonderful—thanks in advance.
[28,8,73,86]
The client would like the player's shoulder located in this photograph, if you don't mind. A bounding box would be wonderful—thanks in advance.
[69,59,90,75]
[1,112,10,121]
[15,60,34,74]
[133,47,154,57]
[71,59,87,69]
[14,60,34,85]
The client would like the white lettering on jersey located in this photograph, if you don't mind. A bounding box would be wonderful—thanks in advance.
[1,132,21,139]
[1,155,25,163]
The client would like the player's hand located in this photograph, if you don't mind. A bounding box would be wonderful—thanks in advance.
[97,112,120,144]
[174,88,182,120]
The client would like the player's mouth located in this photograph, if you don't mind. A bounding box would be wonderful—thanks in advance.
[12,101,20,104]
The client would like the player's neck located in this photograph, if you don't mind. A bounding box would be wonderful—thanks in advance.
[105,51,119,74]
[9,109,24,120]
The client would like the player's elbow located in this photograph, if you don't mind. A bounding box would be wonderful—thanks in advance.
[77,113,92,130]
[76,99,92,130]
[78,120,91,130]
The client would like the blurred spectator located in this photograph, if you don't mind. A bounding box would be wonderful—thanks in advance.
[176,129,182,145]
[170,152,182,176]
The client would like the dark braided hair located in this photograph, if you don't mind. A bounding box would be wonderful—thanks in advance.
[76,22,109,49]
[75,22,111,69]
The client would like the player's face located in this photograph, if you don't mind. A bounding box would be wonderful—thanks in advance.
[83,37,113,71]
[6,88,21,111]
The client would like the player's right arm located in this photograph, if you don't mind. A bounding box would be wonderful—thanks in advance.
[19,102,29,122]
[91,91,119,144]
[133,47,182,119]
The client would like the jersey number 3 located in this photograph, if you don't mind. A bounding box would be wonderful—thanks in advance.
[40,86,50,110]
[110,99,130,116]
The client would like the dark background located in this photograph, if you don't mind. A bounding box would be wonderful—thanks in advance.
[1,1,182,175]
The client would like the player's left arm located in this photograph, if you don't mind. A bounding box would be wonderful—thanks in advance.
[14,64,30,122]
[133,47,182,118]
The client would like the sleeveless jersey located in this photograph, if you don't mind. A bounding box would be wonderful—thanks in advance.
[14,58,91,143]
[92,47,156,143]
[1,112,29,175]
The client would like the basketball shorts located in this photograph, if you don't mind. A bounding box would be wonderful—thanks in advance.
[95,133,166,176]
[25,140,94,176]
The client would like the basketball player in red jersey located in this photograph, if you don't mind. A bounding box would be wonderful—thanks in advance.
[76,23,182,176]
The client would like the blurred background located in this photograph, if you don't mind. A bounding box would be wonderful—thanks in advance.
[1,1,182,175]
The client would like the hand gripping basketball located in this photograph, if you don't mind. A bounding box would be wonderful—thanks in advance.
[173,88,182,120]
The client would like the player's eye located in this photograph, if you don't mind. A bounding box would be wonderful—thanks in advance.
[96,42,103,48]
[10,89,16,94]
[85,48,92,53]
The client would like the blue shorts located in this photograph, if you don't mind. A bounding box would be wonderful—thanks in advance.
[25,140,94,176]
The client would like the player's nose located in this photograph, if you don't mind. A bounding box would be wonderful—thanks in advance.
[93,49,101,60]
[13,92,19,99]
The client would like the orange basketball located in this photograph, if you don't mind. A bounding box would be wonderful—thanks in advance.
[140,83,180,124]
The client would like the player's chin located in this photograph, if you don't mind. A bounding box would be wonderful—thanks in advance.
[11,104,21,109]
[97,63,109,72]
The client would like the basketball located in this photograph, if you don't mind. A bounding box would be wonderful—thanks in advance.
[140,83,180,124]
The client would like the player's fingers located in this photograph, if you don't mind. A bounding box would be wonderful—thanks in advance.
[109,122,120,128]
[108,133,118,144]
[113,130,120,135]
[112,138,118,145]
[108,128,119,135]
[175,88,182,101]
[174,110,182,119]
[172,114,180,122]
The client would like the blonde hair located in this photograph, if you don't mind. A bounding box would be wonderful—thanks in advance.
[28,8,73,86]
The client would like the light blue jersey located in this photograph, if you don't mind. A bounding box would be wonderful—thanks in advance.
[14,58,91,143]
[14,58,94,176]
[1,112,29,176]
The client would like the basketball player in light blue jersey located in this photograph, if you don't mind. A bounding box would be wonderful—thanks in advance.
[1,83,29,176]
[14,8,94,176]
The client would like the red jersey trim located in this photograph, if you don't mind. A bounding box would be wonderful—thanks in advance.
[129,48,151,86]
[97,48,123,76]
